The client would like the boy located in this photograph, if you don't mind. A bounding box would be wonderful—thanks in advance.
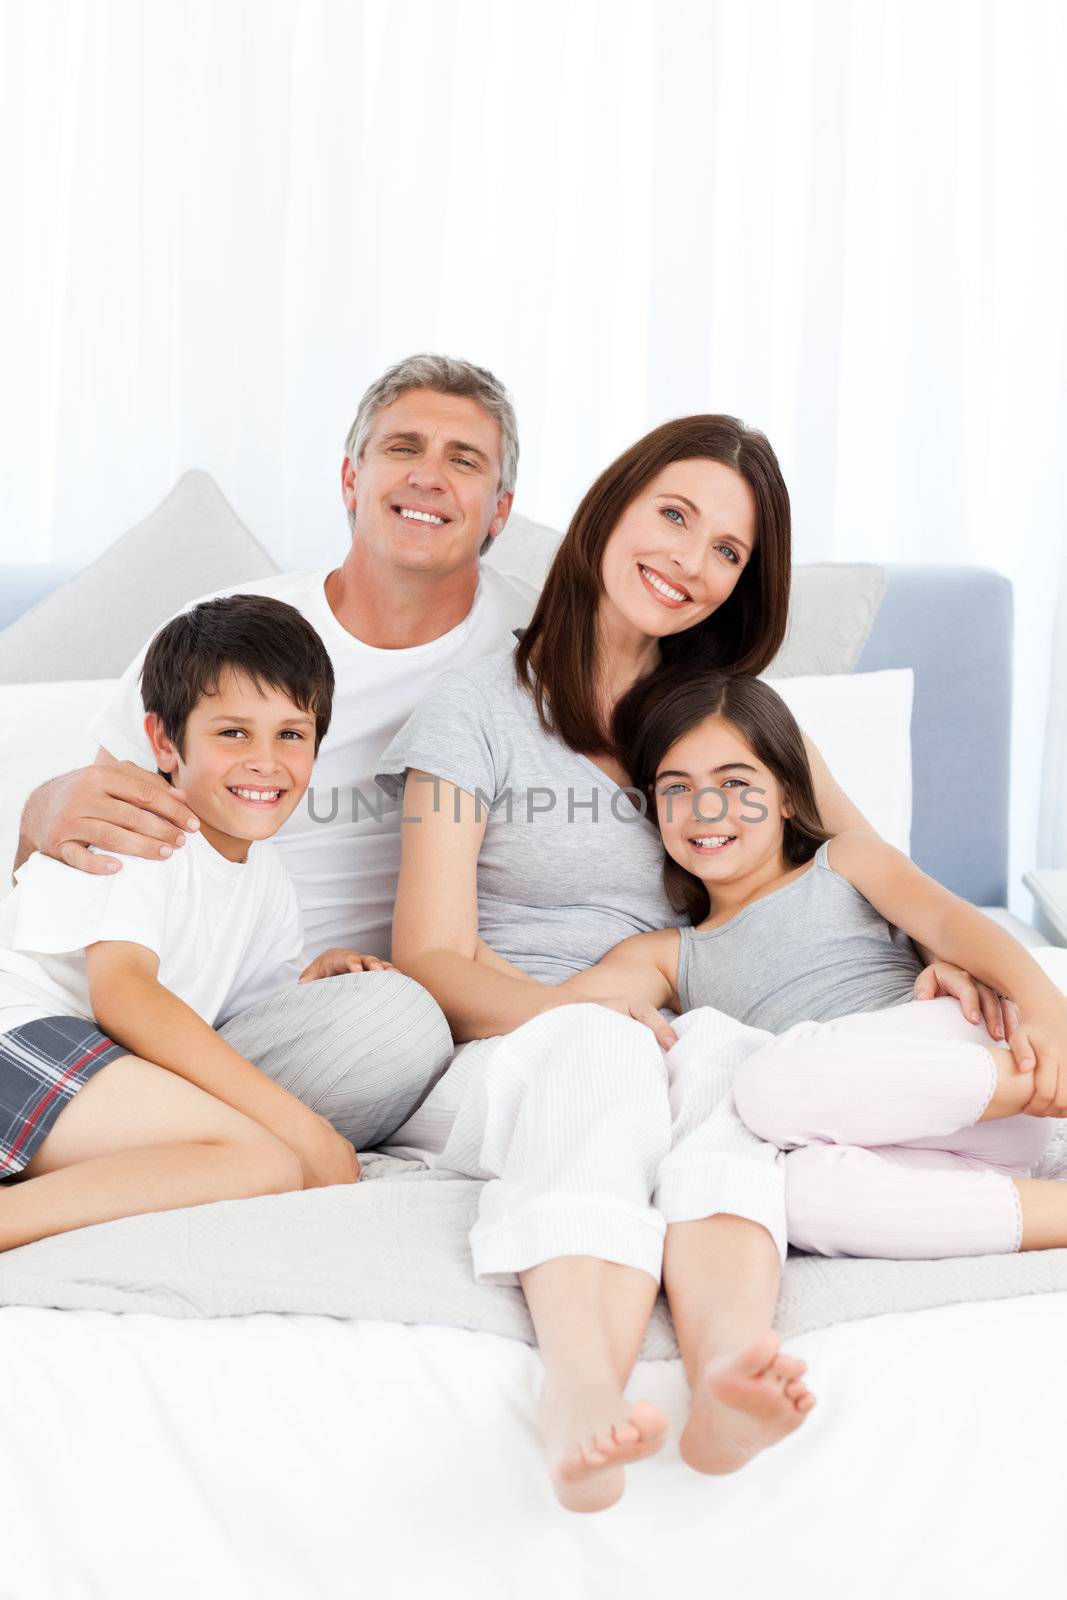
[0,595,383,1251]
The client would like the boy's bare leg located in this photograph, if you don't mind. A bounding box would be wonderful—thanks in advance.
[663,1215,815,1475]
[519,1256,667,1513]
[0,1054,303,1251]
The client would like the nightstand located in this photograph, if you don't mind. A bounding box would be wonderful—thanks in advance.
[1023,870,1067,948]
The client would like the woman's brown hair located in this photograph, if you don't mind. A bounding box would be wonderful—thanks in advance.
[514,415,791,756]
[616,670,830,924]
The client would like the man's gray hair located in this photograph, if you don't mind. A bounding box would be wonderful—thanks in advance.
[344,353,519,494]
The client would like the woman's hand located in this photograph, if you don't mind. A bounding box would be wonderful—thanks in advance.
[299,947,396,982]
[282,1107,362,1187]
[913,961,1019,1042]
[592,996,679,1051]
[1008,997,1067,1116]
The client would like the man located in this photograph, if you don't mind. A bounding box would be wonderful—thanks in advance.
[15,354,538,1148]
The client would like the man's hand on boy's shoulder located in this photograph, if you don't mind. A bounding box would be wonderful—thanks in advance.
[299,948,397,983]
[28,755,201,875]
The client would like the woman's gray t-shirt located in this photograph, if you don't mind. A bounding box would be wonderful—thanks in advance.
[375,646,682,983]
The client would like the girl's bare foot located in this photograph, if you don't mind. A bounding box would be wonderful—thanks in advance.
[680,1332,815,1475]
[539,1381,668,1512]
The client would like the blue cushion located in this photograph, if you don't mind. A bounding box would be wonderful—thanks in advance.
[0,566,80,631]
[858,565,1012,907]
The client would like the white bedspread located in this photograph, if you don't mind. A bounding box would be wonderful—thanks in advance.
[2,1292,1063,1599]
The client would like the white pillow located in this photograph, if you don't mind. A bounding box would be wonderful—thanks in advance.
[766,669,914,855]
[0,471,278,684]
[0,680,119,875]
[482,510,563,590]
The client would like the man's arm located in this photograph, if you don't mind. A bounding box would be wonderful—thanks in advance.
[14,748,200,878]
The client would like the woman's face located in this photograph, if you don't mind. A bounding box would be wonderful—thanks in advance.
[653,713,790,888]
[598,459,758,644]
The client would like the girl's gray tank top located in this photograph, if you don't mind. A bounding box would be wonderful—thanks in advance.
[677,840,923,1032]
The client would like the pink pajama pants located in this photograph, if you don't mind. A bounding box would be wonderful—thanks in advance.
[732,998,1051,1259]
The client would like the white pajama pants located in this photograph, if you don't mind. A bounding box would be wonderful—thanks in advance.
[389,1003,786,1285]
[732,998,1051,1258]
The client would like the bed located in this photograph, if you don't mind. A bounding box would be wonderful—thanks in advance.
[0,509,1063,1599]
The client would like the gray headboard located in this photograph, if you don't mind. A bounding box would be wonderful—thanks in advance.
[858,565,1012,907]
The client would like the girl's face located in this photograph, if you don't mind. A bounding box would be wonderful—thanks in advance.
[598,460,757,645]
[653,713,792,887]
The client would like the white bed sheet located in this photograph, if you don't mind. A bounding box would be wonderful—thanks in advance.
[2,1292,1063,1600]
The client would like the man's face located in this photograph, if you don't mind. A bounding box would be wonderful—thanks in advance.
[341,389,512,575]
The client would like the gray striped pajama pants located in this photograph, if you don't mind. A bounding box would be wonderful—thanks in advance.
[218,971,453,1149]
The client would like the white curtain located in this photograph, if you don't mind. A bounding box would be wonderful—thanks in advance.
[2,0,1066,895]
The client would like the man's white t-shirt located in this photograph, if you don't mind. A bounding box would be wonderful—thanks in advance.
[87,565,538,963]
[0,833,304,1037]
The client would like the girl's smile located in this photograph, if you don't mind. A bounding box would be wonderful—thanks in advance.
[655,713,793,916]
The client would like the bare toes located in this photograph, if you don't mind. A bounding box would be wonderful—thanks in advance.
[629,1400,670,1445]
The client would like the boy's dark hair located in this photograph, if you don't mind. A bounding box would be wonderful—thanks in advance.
[614,669,830,924]
[140,594,334,762]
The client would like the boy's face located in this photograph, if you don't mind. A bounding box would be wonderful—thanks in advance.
[145,669,317,862]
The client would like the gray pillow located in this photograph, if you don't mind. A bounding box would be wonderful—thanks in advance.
[0,471,280,683]
[768,562,888,677]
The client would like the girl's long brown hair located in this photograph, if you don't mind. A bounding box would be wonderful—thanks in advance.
[514,415,791,756]
[616,670,830,924]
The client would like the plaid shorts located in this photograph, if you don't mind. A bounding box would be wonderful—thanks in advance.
[0,1016,126,1178]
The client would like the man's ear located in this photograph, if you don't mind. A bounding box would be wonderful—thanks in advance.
[341,455,358,514]
[485,489,514,542]
[144,713,180,777]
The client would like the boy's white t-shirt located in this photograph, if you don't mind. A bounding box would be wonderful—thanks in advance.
[0,833,304,1037]
[87,565,537,963]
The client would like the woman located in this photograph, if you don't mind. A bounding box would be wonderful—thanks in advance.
[369,415,1008,1513]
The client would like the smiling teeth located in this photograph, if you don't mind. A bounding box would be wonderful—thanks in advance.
[399,508,446,525]
[640,565,688,602]
[232,788,281,801]
[691,835,734,849]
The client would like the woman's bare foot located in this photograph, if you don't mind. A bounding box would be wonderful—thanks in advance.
[679,1331,815,1475]
[539,1381,669,1512]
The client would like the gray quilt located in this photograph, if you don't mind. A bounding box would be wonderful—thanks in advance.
[2,1133,1065,1358]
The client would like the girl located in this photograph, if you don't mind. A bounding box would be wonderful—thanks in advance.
[564,669,1067,1264]
[374,416,1012,1514]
